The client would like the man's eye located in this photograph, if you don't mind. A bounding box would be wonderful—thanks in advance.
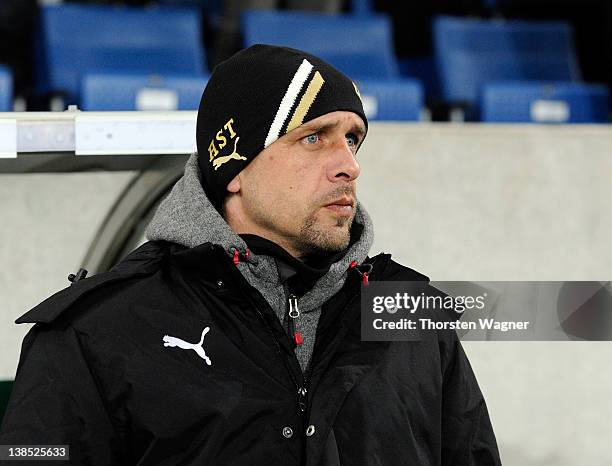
[304,133,320,144]
[346,133,358,148]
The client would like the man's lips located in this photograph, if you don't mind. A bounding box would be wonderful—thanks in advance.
[323,197,355,216]
[325,196,353,206]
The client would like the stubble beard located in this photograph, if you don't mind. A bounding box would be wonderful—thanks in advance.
[243,184,356,257]
[296,208,355,255]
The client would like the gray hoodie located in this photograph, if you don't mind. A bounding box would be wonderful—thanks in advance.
[145,153,374,373]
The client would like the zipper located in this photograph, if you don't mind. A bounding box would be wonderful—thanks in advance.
[283,285,308,415]
[256,299,312,418]
[217,245,385,419]
[252,302,304,408]
[294,292,361,423]
[300,255,384,413]
[297,385,308,414]
[287,294,302,347]
[286,293,309,414]
[220,247,306,415]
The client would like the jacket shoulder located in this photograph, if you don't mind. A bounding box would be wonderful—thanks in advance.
[16,241,173,325]
[370,253,430,282]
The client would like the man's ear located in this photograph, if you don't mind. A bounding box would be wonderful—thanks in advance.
[227,175,240,193]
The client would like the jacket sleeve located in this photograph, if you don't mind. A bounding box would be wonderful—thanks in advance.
[0,324,122,465]
[440,331,502,466]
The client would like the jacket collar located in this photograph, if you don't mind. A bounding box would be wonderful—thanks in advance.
[239,221,364,296]
[144,153,375,312]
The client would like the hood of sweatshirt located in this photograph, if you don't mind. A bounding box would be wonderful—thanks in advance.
[144,153,374,317]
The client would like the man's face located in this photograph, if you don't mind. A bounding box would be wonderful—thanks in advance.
[224,110,366,258]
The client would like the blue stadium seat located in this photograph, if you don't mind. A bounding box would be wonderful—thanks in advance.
[398,57,440,101]
[481,81,609,123]
[156,0,221,20]
[36,4,206,103]
[0,65,12,111]
[242,10,399,80]
[433,16,581,105]
[351,0,374,15]
[81,73,209,111]
[355,79,424,121]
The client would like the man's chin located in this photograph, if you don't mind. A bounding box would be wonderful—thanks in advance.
[299,219,353,255]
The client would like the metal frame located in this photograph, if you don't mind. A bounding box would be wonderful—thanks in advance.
[0,111,194,273]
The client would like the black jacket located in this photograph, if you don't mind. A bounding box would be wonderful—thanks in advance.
[0,239,501,465]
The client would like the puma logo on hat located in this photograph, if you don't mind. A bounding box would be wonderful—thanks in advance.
[212,137,246,170]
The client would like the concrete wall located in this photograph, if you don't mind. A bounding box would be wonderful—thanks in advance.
[0,171,136,378]
[359,123,612,281]
[2,123,612,465]
[358,123,612,466]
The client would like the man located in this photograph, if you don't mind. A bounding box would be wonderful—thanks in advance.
[0,45,501,465]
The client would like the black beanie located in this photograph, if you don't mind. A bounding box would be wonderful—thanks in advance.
[196,44,368,212]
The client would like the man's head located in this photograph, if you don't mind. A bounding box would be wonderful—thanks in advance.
[196,44,368,258]
[224,110,365,258]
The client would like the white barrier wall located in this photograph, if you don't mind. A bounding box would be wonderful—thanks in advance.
[358,123,612,281]
[1,122,612,465]
[359,123,612,466]
[0,171,136,377]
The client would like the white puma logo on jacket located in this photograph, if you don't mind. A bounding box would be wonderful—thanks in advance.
[163,327,212,365]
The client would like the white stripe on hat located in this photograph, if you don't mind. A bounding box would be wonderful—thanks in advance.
[264,59,313,148]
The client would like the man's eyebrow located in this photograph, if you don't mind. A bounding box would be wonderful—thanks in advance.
[298,121,334,134]
[298,121,367,138]
[350,123,367,139]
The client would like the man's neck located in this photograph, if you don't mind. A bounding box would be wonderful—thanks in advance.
[224,208,305,260]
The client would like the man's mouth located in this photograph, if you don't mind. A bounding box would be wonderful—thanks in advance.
[323,197,354,217]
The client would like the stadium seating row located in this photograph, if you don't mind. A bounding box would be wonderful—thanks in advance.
[1,4,609,123]
[36,5,206,101]
[481,82,609,123]
[79,73,424,122]
[433,16,608,122]
[39,4,424,121]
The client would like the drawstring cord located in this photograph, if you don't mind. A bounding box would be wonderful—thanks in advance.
[230,246,252,265]
[230,247,371,285]
[350,260,373,285]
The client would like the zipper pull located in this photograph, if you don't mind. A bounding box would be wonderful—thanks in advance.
[297,386,308,414]
[289,295,299,319]
[288,294,302,346]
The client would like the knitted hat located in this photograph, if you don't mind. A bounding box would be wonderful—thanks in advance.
[196,44,368,212]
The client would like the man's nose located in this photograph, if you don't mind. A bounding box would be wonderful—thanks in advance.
[327,138,361,182]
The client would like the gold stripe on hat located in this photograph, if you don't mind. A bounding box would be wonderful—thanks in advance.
[286,71,325,134]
